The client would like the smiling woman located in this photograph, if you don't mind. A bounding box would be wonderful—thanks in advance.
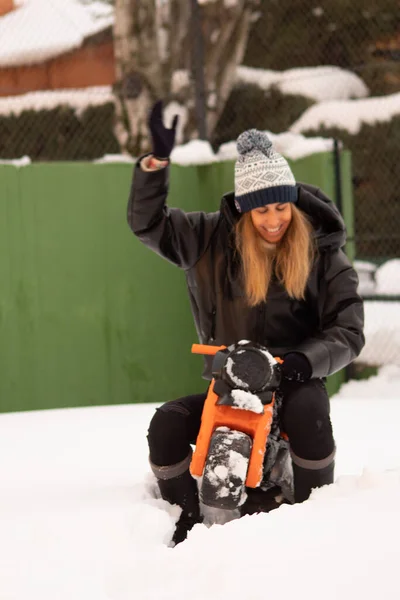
[235,201,314,307]
[127,109,365,546]
[250,202,293,243]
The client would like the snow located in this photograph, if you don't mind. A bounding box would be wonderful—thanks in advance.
[375,259,400,295]
[0,86,115,117]
[354,259,378,296]
[354,259,400,298]
[163,101,188,146]
[94,154,135,164]
[230,389,264,413]
[0,155,31,166]
[332,364,400,401]
[217,131,335,162]
[290,92,400,135]
[171,69,190,94]
[0,107,337,162]
[352,259,400,367]
[170,139,216,165]
[207,443,248,501]
[260,347,279,370]
[225,356,248,389]
[169,131,335,165]
[225,451,247,484]
[1,366,400,599]
[357,302,400,367]
[237,65,369,102]
[0,0,114,67]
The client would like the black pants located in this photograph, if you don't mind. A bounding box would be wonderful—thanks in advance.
[148,378,335,467]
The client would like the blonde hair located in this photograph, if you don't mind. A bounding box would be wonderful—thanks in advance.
[234,205,315,307]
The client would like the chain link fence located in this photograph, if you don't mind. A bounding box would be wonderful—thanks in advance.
[215,0,400,262]
[0,87,119,161]
[216,0,400,371]
[0,0,399,369]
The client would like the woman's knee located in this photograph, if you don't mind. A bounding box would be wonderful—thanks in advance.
[282,380,329,418]
[147,403,189,466]
[147,393,206,467]
[281,379,334,460]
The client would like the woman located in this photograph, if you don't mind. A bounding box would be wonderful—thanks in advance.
[127,102,365,546]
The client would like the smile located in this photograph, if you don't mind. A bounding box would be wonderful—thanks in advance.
[265,225,282,233]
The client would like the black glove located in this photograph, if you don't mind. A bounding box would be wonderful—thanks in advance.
[281,352,312,382]
[148,100,179,160]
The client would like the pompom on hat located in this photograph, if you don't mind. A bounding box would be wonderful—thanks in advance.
[234,129,298,213]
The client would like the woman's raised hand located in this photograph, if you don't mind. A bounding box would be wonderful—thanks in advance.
[148,101,179,161]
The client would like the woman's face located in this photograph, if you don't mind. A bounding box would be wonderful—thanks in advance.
[250,202,293,244]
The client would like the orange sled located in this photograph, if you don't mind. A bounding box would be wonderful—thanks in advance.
[190,342,284,503]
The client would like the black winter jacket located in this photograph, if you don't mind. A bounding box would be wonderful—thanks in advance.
[128,161,365,380]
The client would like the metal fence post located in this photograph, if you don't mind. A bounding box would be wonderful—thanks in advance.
[190,0,208,140]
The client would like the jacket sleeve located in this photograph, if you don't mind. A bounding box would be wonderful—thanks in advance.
[296,249,365,378]
[127,159,220,270]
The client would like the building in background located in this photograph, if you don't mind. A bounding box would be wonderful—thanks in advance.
[0,0,115,96]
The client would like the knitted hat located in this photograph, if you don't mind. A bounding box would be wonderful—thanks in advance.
[234,129,297,213]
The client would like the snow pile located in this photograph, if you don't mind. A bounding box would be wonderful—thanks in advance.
[375,259,400,295]
[170,131,335,166]
[230,389,264,413]
[94,154,135,164]
[354,259,400,298]
[357,301,400,367]
[333,364,400,401]
[0,87,114,117]
[0,156,31,166]
[218,131,334,162]
[354,260,377,296]
[290,92,400,135]
[1,367,400,599]
[237,65,369,102]
[354,258,400,298]
[0,0,114,67]
[354,259,400,368]
[170,140,217,165]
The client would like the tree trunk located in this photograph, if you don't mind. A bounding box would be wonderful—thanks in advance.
[201,0,259,136]
[113,0,163,155]
[113,0,259,155]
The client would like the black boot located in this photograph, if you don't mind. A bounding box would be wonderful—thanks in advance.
[151,454,202,546]
[291,451,335,503]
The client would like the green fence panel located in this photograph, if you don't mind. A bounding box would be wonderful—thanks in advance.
[0,151,352,412]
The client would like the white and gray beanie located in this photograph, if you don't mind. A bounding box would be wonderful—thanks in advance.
[234,129,297,213]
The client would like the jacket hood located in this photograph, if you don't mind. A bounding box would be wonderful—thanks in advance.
[220,183,347,250]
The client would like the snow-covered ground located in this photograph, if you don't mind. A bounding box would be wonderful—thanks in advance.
[0,365,400,600]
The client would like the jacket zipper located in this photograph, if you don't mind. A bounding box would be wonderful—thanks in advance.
[257,302,266,344]
[210,307,216,342]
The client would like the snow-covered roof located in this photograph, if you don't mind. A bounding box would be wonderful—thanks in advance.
[0,0,114,68]
[290,92,400,135]
[237,65,369,103]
